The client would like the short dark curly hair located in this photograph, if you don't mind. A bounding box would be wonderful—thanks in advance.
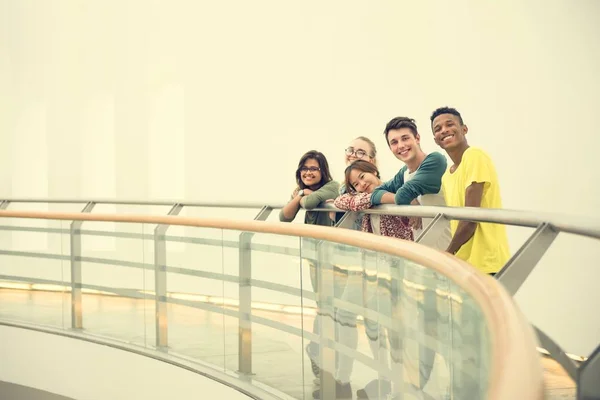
[383,117,418,142]
[430,107,464,126]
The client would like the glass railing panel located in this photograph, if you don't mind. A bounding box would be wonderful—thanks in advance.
[0,217,68,329]
[299,236,323,399]
[448,280,491,399]
[0,212,512,399]
[162,225,226,369]
[179,205,265,221]
[5,201,87,213]
[309,239,492,400]
[318,242,379,400]
[245,231,306,399]
[220,228,242,376]
[393,260,453,399]
[78,221,150,346]
[91,203,174,216]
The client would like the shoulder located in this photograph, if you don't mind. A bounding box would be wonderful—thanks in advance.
[423,151,447,166]
[393,165,407,179]
[323,180,341,191]
[339,183,350,195]
[464,147,493,163]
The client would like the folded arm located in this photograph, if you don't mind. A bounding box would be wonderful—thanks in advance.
[333,192,373,212]
[371,171,405,205]
[392,153,447,205]
[301,181,340,210]
[279,189,303,222]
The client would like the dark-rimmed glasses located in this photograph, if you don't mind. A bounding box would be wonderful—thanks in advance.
[345,147,369,159]
[300,166,321,173]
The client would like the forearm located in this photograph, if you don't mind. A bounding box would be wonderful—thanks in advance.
[447,182,484,253]
[333,193,372,211]
[371,173,403,205]
[302,182,339,209]
[379,192,396,204]
[446,221,477,254]
[280,196,302,221]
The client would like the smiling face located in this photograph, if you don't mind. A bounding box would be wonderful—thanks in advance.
[432,113,468,150]
[345,138,375,166]
[387,128,421,164]
[348,169,380,194]
[299,158,322,188]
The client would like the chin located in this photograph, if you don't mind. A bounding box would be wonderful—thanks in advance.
[443,143,457,150]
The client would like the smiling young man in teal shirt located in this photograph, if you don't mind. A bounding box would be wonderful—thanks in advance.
[356,117,451,399]
[371,116,451,249]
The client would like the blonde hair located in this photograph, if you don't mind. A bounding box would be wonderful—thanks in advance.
[353,136,378,166]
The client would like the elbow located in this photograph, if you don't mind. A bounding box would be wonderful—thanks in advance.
[278,211,293,223]
[467,221,478,232]
[302,199,318,210]
[370,191,382,205]
[394,193,412,206]
[460,221,478,237]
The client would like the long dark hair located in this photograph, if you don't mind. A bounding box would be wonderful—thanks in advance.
[344,160,380,193]
[295,150,333,190]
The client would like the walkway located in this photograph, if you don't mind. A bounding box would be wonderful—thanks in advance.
[0,289,575,399]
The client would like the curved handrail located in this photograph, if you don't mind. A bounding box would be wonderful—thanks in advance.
[0,209,544,399]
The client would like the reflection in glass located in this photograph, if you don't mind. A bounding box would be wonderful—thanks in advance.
[0,215,495,400]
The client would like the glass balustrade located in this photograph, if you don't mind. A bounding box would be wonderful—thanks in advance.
[0,214,527,399]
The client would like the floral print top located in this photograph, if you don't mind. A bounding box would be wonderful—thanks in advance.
[333,192,413,241]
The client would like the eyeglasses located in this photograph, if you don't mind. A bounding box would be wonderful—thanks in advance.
[345,147,369,159]
[300,166,321,173]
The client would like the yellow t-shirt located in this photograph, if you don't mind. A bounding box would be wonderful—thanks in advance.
[441,147,510,274]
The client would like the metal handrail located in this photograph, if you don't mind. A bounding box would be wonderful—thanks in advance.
[2,197,599,239]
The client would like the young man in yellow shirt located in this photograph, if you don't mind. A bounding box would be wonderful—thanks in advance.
[431,107,510,275]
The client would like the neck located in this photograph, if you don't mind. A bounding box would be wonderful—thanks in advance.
[447,142,470,167]
[406,150,427,173]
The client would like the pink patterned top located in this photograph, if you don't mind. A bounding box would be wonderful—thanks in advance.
[333,192,413,241]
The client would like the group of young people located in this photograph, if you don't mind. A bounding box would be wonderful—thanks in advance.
[278,106,510,399]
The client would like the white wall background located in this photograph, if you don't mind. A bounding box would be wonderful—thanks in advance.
[1,0,599,356]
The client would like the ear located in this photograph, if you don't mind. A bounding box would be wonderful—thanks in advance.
[462,125,468,136]
[415,133,421,144]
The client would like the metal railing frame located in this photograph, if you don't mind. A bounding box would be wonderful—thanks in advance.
[1,197,598,398]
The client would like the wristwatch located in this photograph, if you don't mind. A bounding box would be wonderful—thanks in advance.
[298,190,304,197]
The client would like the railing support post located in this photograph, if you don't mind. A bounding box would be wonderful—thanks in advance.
[238,206,272,376]
[578,342,600,399]
[154,203,184,349]
[317,240,336,399]
[415,213,448,248]
[496,222,559,295]
[334,211,359,230]
[70,201,96,330]
[534,325,578,381]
